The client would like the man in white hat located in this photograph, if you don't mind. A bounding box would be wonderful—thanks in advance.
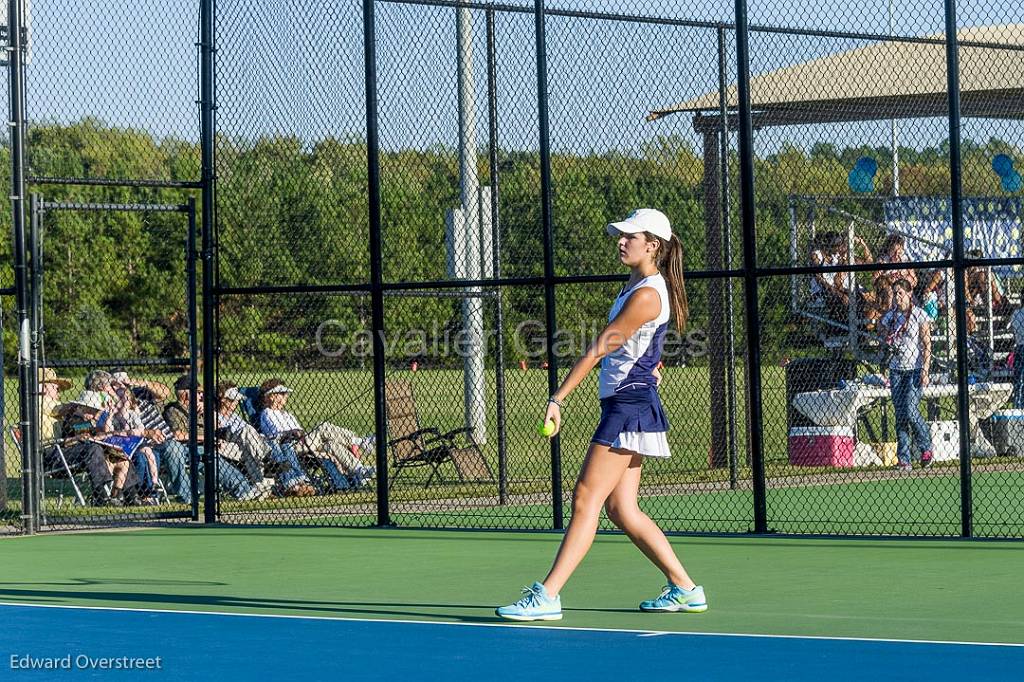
[257,378,374,492]
[216,382,315,497]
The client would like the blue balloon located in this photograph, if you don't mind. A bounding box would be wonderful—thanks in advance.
[848,168,874,193]
[1002,171,1022,193]
[993,154,1014,177]
[854,156,878,175]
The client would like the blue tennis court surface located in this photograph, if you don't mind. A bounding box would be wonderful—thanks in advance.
[2,603,1022,680]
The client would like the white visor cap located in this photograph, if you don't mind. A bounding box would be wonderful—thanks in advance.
[607,208,673,242]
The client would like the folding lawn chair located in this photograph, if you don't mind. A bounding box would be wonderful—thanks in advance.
[384,380,493,489]
[10,427,88,517]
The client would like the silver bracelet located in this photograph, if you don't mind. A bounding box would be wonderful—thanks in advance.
[548,396,563,408]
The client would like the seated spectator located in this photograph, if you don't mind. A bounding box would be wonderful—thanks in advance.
[808,231,840,313]
[258,378,375,491]
[39,367,72,445]
[162,375,270,504]
[216,382,315,497]
[84,369,117,407]
[107,372,166,505]
[57,390,141,506]
[867,234,917,320]
[109,366,191,499]
[37,368,109,505]
[967,254,1011,318]
[809,231,873,322]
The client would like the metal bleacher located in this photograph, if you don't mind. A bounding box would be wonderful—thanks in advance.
[788,194,1021,380]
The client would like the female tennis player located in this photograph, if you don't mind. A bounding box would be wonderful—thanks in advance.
[496,208,706,621]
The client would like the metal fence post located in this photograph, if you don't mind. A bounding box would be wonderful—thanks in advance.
[733,0,768,533]
[199,0,218,524]
[28,192,41,525]
[717,28,740,491]
[8,0,35,535]
[943,0,972,538]
[486,8,509,506]
[534,0,562,530]
[364,0,391,526]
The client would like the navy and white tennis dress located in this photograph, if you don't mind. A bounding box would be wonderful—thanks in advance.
[591,272,672,458]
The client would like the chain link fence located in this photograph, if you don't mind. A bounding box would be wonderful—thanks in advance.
[4,0,1024,538]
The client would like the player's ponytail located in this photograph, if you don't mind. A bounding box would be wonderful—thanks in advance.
[656,234,688,332]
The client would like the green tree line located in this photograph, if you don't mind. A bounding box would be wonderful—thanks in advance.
[1,119,1020,371]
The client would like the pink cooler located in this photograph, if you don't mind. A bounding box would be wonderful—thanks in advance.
[788,426,854,467]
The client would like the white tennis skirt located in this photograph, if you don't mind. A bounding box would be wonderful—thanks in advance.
[611,431,672,459]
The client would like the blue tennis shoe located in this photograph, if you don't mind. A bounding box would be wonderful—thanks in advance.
[495,582,562,621]
[639,584,708,613]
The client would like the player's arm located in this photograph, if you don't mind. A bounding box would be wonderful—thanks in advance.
[544,288,660,435]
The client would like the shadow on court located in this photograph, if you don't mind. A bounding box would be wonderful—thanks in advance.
[0,584,635,623]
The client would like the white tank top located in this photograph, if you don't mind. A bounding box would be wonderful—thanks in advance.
[598,272,671,399]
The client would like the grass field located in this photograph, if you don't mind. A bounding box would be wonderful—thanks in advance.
[4,366,1023,538]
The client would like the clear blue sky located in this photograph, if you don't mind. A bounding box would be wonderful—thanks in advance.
[20,0,1024,158]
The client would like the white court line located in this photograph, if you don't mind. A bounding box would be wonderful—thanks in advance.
[1,601,1022,649]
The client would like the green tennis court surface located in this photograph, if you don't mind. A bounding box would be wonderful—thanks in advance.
[2,527,1022,644]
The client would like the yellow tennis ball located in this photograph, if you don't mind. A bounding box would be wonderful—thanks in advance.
[537,419,556,437]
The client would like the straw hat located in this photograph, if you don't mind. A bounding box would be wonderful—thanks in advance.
[38,367,72,391]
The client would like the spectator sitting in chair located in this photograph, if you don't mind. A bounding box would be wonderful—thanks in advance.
[39,367,72,445]
[107,368,184,503]
[38,368,116,506]
[162,375,270,504]
[258,378,375,491]
[216,382,315,497]
[106,376,164,505]
[57,390,141,506]
[808,231,841,314]
[809,231,872,322]
[866,234,917,321]
[967,251,1011,319]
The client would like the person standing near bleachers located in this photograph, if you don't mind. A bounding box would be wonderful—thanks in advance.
[880,278,934,471]
[1009,306,1024,408]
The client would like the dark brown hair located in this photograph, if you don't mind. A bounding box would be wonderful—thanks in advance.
[881,234,905,257]
[216,381,238,409]
[892,277,914,294]
[259,378,287,395]
[646,233,689,332]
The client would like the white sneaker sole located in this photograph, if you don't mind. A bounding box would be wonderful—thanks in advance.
[495,612,563,622]
[640,603,708,613]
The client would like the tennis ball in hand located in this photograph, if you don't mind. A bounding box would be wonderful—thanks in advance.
[537,419,556,437]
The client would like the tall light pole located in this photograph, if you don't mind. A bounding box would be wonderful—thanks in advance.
[890,0,900,196]
[455,8,487,443]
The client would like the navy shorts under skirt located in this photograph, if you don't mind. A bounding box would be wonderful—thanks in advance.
[591,384,670,447]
